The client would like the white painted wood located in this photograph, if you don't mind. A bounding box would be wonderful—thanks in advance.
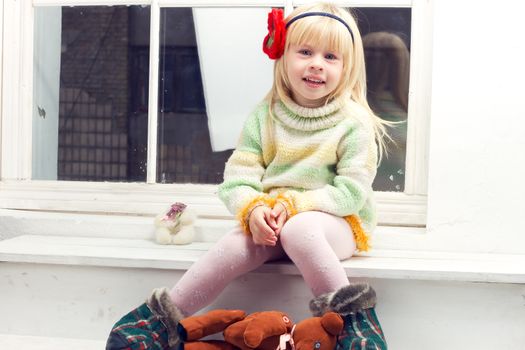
[0,206,427,249]
[293,0,412,7]
[33,0,152,5]
[1,0,27,180]
[284,0,292,16]
[158,0,284,7]
[21,0,36,180]
[146,1,160,184]
[1,262,524,349]
[0,334,105,350]
[0,3,3,179]
[0,180,427,225]
[0,208,234,241]
[403,0,432,195]
[1,234,524,283]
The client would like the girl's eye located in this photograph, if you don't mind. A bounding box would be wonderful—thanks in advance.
[325,53,337,60]
[299,49,311,56]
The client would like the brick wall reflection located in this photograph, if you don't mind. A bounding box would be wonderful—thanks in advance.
[58,7,130,181]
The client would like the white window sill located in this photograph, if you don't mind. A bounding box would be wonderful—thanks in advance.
[1,234,524,284]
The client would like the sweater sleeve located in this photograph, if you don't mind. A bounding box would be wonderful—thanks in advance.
[279,122,378,217]
[217,103,275,232]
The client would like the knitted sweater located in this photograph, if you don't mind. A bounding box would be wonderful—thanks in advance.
[217,96,378,251]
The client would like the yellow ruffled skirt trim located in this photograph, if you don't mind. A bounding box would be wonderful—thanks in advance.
[344,215,371,252]
[238,195,370,252]
[275,193,298,218]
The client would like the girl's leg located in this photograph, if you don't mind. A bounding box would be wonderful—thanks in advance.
[169,227,285,315]
[278,211,356,296]
[106,228,284,350]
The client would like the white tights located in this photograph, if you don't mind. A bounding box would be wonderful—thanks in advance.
[169,211,356,315]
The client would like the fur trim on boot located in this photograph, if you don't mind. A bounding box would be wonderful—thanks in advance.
[309,282,377,316]
[106,287,185,350]
[146,287,186,347]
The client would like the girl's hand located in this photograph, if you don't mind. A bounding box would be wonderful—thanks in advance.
[271,202,288,236]
[249,206,278,246]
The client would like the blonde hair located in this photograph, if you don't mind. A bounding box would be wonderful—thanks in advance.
[266,2,392,161]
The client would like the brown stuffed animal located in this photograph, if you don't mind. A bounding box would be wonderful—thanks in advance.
[224,311,294,350]
[177,309,343,350]
[178,309,293,350]
[292,312,344,350]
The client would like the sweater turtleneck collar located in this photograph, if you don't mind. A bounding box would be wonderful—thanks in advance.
[273,95,347,131]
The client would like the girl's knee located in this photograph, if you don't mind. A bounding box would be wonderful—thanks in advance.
[281,211,326,235]
[279,211,355,259]
[280,211,323,245]
[214,228,251,249]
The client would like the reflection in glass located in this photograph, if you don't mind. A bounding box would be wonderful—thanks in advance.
[32,6,150,181]
[355,7,411,191]
[157,8,273,184]
[157,7,411,191]
[32,6,412,189]
[157,8,224,184]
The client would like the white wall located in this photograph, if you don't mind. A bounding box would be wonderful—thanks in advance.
[2,264,524,349]
[382,0,525,255]
[0,1,3,143]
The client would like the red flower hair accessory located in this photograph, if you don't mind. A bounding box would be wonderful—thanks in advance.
[262,8,287,59]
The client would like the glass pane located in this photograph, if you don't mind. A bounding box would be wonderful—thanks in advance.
[355,7,412,192]
[32,6,150,181]
[157,7,273,183]
[157,7,411,191]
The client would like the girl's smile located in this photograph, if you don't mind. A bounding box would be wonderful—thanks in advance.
[285,44,344,108]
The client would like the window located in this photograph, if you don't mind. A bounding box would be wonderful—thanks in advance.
[1,0,431,228]
[33,6,151,182]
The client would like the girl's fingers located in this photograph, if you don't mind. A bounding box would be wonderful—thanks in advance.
[265,211,279,230]
[274,213,286,235]
[255,218,277,238]
[261,222,276,237]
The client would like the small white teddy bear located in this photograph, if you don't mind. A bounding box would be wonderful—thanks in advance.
[154,202,196,245]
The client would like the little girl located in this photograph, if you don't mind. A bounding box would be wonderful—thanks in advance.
[107,3,388,349]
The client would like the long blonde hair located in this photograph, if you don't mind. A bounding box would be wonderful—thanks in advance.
[266,2,392,161]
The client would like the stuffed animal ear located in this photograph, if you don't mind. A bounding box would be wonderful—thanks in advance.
[320,312,344,336]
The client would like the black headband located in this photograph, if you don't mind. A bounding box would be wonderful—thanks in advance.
[285,12,354,42]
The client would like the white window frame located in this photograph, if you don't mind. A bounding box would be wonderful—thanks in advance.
[0,0,431,229]
[0,1,3,153]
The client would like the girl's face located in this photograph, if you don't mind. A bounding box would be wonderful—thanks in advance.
[285,43,344,108]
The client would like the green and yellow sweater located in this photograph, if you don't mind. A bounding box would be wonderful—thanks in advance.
[218,96,378,251]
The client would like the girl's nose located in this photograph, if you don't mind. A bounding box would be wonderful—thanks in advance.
[309,55,324,71]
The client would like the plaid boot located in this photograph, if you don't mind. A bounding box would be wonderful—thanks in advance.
[309,282,387,350]
[106,288,185,350]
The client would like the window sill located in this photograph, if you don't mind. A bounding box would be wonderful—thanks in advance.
[1,234,524,284]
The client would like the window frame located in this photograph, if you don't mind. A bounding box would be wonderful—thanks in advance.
[0,1,3,156]
[0,0,431,228]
